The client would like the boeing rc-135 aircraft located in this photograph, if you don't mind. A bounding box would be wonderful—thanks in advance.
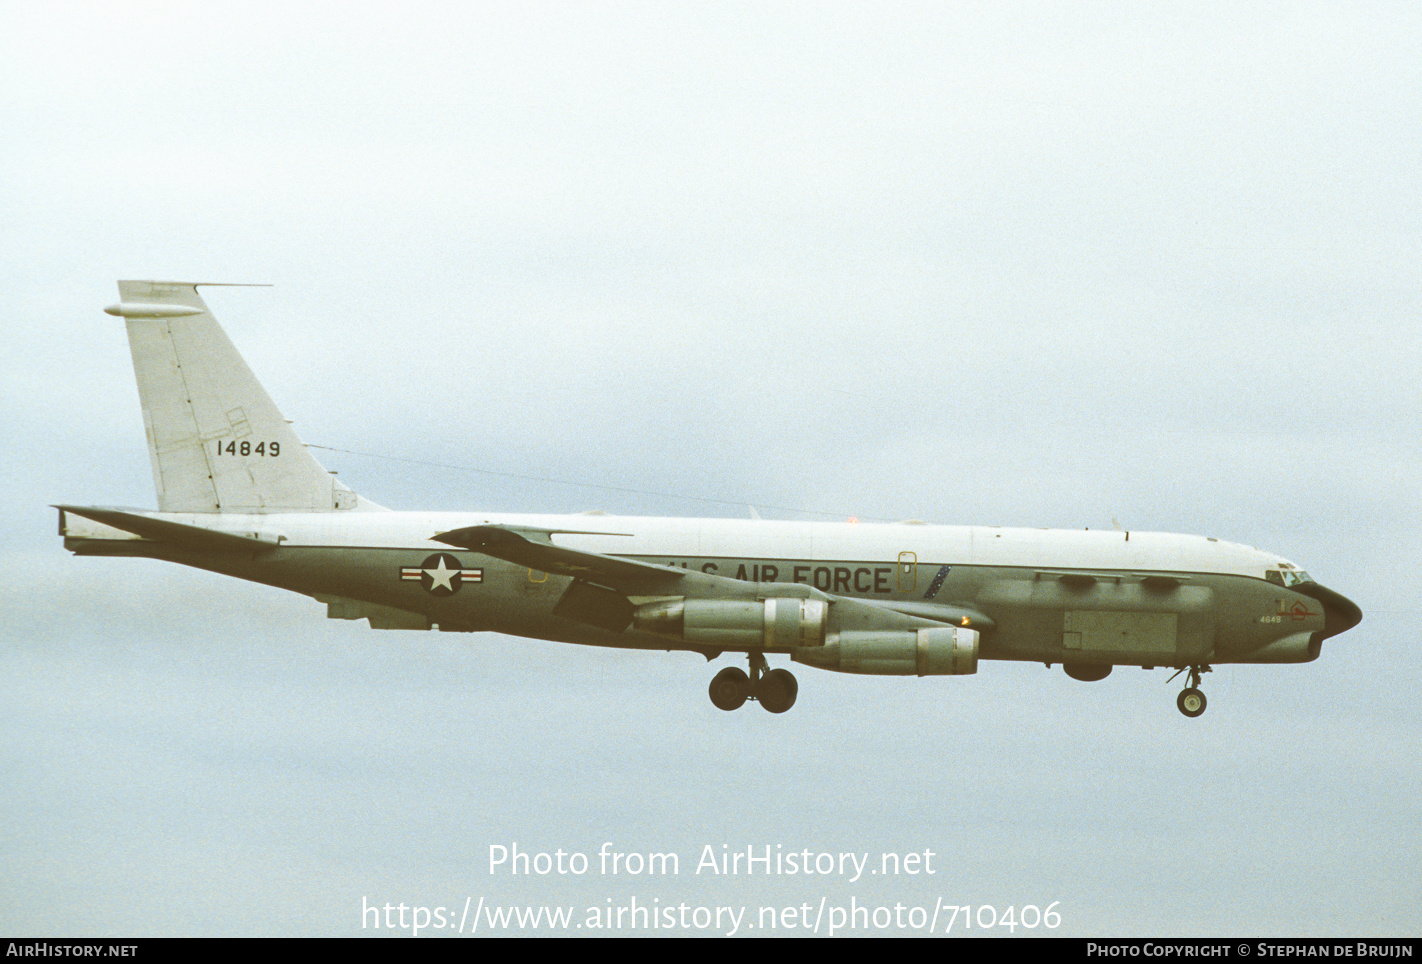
[59,282,1362,717]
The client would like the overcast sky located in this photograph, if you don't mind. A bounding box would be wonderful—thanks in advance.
[3,1,1418,937]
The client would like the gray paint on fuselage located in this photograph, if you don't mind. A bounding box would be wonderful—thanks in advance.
[72,533,1327,667]
[627,554,1321,664]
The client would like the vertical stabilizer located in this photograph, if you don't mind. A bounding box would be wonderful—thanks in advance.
[105,281,382,513]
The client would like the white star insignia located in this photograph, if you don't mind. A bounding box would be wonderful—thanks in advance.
[425,557,459,591]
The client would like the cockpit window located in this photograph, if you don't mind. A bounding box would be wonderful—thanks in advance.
[1267,568,1313,587]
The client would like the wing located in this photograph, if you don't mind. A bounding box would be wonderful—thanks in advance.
[860,599,996,633]
[434,525,989,650]
[432,524,685,591]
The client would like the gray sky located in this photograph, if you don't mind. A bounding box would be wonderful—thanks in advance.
[3,1,1418,937]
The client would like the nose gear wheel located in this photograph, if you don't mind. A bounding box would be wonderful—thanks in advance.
[1167,664,1211,718]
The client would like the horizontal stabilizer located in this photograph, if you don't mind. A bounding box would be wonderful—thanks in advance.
[434,524,683,589]
[56,505,283,552]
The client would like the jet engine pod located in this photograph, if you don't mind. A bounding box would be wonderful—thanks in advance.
[795,626,979,676]
[633,597,828,650]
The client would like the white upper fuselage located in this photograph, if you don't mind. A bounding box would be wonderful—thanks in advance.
[79,509,1293,583]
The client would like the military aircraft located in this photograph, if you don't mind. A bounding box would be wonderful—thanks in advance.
[58,281,1362,717]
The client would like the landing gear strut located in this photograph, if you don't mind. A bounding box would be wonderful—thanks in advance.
[707,651,798,714]
[1168,664,1210,718]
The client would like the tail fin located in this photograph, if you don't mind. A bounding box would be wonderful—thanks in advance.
[105,281,384,514]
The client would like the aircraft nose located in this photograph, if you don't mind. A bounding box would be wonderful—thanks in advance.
[1294,582,1363,640]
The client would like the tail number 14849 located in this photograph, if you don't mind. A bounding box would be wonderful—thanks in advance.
[215,441,281,457]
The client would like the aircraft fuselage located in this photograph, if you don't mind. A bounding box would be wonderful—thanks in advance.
[61,509,1343,669]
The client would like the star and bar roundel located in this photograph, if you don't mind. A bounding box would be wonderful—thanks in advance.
[400,553,483,596]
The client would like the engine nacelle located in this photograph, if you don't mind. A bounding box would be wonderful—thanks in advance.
[633,597,828,651]
[794,626,979,676]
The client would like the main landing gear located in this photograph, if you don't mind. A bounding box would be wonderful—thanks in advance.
[1168,664,1211,718]
[709,652,798,714]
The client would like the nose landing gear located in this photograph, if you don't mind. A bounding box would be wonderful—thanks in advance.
[708,652,798,714]
[1169,664,1211,718]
